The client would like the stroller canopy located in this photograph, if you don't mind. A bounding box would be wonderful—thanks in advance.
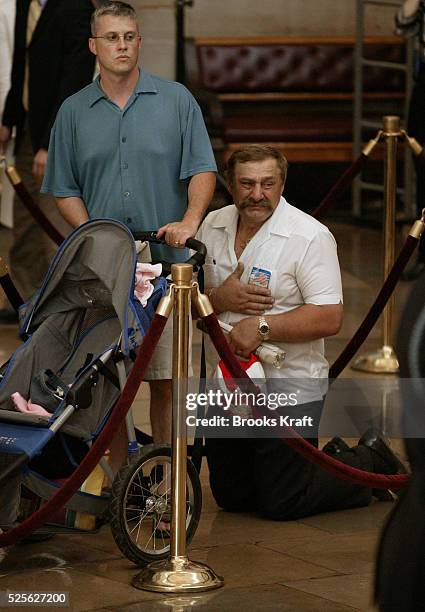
[20,218,165,355]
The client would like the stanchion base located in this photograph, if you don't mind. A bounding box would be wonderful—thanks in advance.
[132,556,224,593]
[351,345,399,374]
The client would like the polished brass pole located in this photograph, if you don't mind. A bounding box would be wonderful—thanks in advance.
[133,264,224,593]
[382,117,398,353]
[170,263,191,559]
[352,116,400,373]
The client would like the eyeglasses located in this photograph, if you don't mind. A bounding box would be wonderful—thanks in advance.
[92,32,140,44]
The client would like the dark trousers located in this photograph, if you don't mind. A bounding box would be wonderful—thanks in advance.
[206,402,373,520]
[9,128,72,301]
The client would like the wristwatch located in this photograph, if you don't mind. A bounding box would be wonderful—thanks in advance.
[258,316,270,341]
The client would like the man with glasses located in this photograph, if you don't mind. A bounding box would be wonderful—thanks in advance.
[42,1,217,450]
[0,0,96,320]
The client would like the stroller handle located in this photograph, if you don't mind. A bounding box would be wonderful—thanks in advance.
[132,231,207,269]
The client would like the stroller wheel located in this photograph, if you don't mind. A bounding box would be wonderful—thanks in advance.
[109,444,201,566]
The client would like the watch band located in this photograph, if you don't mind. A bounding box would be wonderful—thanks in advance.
[258,315,270,340]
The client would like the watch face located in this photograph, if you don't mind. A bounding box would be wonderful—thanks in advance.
[260,324,268,334]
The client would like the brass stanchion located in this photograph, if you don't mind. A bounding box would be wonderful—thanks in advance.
[352,116,401,373]
[0,155,19,186]
[133,264,224,593]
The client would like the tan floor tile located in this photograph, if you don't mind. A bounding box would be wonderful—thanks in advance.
[0,566,158,611]
[72,556,152,585]
[187,543,337,587]
[297,502,393,535]
[0,535,120,574]
[68,526,123,556]
[190,509,325,548]
[282,572,376,611]
[71,542,336,590]
[258,531,380,574]
[113,583,359,611]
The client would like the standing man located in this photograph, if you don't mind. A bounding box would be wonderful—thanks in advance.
[0,0,96,318]
[42,1,217,445]
[198,145,405,520]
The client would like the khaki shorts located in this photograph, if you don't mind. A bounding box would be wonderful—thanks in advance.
[143,311,194,380]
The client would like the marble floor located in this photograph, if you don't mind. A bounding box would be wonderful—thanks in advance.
[0,220,414,611]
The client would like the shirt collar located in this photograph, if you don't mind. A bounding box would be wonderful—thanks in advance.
[88,69,158,107]
[211,197,290,237]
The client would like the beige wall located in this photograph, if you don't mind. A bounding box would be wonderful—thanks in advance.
[133,0,175,79]
[132,0,401,78]
[186,0,398,37]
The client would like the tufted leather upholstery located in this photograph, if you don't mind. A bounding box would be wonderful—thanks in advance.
[197,42,404,94]
[193,38,406,157]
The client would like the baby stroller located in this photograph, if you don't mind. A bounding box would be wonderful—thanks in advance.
[0,219,203,565]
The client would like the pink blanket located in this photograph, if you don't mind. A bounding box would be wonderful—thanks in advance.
[134,262,162,307]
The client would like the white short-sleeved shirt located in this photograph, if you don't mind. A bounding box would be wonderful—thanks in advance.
[196,197,343,401]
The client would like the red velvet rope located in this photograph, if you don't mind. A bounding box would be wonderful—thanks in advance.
[6,172,64,246]
[0,313,168,547]
[311,153,367,220]
[203,313,410,490]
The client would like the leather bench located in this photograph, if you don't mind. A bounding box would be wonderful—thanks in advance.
[187,37,406,163]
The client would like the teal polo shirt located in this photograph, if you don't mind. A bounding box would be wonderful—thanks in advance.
[42,70,217,261]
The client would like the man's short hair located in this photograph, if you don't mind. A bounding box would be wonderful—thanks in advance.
[91,1,137,35]
[226,145,288,186]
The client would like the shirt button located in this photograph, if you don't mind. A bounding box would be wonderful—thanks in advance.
[122,137,127,142]
[123,163,128,169]
[123,191,130,198]
[126,217,132,223]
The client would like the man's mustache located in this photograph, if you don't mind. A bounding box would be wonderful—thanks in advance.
[239,198,272,209]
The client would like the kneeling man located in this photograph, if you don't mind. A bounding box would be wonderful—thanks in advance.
[197,145,404,520]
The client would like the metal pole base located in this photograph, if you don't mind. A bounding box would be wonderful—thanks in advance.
[132,556,224,593]
[351,345,399,374]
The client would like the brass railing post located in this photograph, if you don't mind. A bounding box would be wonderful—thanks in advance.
[382,117,398,357]
[133,264,223,593]
[352,116,400,373]
[170,263,191,560]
